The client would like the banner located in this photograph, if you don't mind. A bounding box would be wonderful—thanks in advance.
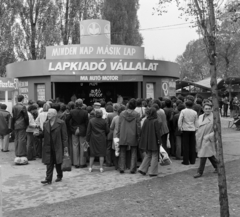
[46,44,144,60]
[162,79,176,97]
[0,78,18,91]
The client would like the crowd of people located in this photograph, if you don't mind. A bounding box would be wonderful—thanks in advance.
[0,93,219,184]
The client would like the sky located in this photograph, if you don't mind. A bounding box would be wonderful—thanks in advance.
[138,0,200,62]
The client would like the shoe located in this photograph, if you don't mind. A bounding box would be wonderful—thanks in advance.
[120,170,124,174]
[105,164,112,167]
[100,168,104,173]
[75,165,80,169]
[130,171,136,174]
[79,164,87,168]
[2,150,9,152]
[55,178,62,182]
[149,174,158,177]
[182,162,189,165]
[193,173,202,178]
[89,167,93,172]
[41,180,52,185]
[213,169,218,173]
[138,170,146,176]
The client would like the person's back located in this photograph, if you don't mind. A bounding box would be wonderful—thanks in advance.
[156,108,169,135]
[13,102,28,130]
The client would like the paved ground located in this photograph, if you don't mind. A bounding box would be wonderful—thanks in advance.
[1,117,240,216]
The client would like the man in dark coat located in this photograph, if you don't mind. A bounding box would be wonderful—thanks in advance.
[66,99,89,168]
[117,99,141,174]
[41,109,68,184]
[12,95,29,157]
[0,104,12,152]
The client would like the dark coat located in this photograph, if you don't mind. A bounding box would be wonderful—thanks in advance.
[172,112,181,136]
[106,112,117,140]
[86,117,109,157]
[42,119,68,165]
[117,109,141,147]
[12,102,29,130]
[164,107,174,131]
[139,117,162,151]
[0,109,11,136]
[66,108,89,136]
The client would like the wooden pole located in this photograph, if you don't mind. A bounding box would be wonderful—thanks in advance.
[0,166,2,217]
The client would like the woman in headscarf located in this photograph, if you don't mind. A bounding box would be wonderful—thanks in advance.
[138,107,162,177]
[86,109,109,172]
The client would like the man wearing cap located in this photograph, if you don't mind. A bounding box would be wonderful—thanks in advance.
[41,108,68,184]
[66,99,89,168]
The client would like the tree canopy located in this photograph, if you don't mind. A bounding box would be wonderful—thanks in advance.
[102,0,143,46]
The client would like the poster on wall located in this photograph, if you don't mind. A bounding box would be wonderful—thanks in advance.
[146,83,154,99]
[37,84,46,101]
[19,81,29,104]
[162,79,176,97]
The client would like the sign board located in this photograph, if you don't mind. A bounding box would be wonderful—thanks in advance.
[37,84,46,101]
[162,79,176,97]
[46,44,145,60]
[146,83,154,99]
[48,59,159,73]
[18,81,29,104]
[80,19,111,45]
[80,75,122,82]
[0,78,18,91]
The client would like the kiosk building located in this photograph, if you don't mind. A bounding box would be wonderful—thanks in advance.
[6,19,179,104]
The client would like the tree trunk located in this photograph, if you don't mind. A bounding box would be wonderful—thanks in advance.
[63,0,69,45]
[207,1,230,216]
[29,0,36,60]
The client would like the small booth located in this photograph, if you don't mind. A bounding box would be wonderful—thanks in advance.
[0,77,18,113]
[6,19,179,104]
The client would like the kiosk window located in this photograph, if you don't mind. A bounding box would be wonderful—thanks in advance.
[146,83,154,99]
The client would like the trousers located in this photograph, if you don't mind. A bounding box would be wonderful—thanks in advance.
[139,151,158,175]
[46,150,63,182]
[72,135,86,166]
[198,156,218,174]
[27,132,36,160]
[106,140,113,166]
[0,134,9,151]
[119,146,137,172]
[15,129,27,157]
[175,136,182,159]
[182,131,196,165]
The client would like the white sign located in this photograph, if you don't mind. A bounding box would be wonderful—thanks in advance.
[146,83,154,99]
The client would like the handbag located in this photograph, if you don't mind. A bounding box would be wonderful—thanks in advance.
[61,154,72,172]
[159,146,172,166]
[83,141,89,158]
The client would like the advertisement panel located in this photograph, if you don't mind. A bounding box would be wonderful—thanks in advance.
[0,78,18,91]
[162,79,176,97]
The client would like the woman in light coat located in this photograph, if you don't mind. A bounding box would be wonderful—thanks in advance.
[194,101,218,178]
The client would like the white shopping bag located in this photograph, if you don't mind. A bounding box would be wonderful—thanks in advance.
[113,138,120,157]
[159,146,172,166]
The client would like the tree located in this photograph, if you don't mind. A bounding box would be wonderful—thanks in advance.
[0,0,17,76]
[56,0,103,45]
[176,39,210,81]
[102,0,143,46]
[156,1,233,216]
[12,0,61,60]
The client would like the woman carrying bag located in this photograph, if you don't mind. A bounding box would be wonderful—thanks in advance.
[138,107,162,177]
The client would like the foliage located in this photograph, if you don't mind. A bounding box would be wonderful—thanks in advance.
[102,0,143,46]
[176,39,210,81]
[0,0,17,76]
